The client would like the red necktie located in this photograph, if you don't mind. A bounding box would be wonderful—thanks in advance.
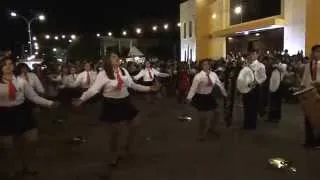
[207,74,213,86]
[86,71,90,85]
[116,68,124,90]
[148,68,153,79]
[312,60,317,81]
[8,80,16,101]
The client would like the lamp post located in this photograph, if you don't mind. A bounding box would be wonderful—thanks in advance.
[10,12,46,55]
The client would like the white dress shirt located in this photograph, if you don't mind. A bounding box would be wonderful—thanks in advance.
[250,60,267,84]
[0,76,53,107]
[237,66,255,94]
[134,68,169,82]
[69,70,97,89]
[18,72,45,94]
[80,68,150,102]
[301,61,320,88]
[186,70,227,100]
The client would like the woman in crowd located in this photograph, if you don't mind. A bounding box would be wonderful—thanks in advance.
[0,57,57,178]
[186,59,227,141]
[68,61,97,91]
[176,62,191,104]
[16,63,45,95]
[73,51,159,167]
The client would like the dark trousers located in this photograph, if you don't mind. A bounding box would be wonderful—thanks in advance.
[242,86,259,130]
[305,116,320,145]
[224,86,236,127]
[268,87,282,122]
[258,84,269,117]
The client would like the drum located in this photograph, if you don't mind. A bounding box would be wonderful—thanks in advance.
[294,87,320,128]
[237,66,255,94]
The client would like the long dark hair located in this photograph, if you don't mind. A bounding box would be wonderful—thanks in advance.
[103,50,121,80]
[15,63,31,76]
[0,57,14,83]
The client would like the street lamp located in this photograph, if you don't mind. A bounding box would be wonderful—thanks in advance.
[53,48,57,52]
[70,34,76,40]
[68,40,72,43]
[10,11,46,55]
[45,34,50,39]
[61,35,66,39]
[164,24,169,30]
[96,33,100,37]
[54,36,59,40]
[136,28,142,34]
[108,32,112,37]
[122,31,127,36]
[32,36,37,41]
[152,26,158,31]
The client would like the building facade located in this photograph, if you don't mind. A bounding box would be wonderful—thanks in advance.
[180,0,320,60]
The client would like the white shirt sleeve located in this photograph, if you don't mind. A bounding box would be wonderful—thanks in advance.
[255,63,267,84]
[23,80,53,107]
[133,70,145,81]
[187,74,200,100]
[123,69,150,92]
[79,71,107,102]
[32,73,45,94]
[153,68,170,77]
[212,73,227,97]
[91,71,97,82]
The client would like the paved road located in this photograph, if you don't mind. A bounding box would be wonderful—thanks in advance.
[6,95,320,180]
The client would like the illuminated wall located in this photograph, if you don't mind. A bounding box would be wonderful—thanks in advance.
[180,0,196,62]
[283,0,306,55]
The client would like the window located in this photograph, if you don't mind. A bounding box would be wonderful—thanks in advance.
[184,50,187,61]
[183,23,187,39]
[189,21,193,38]
[190,48,193,61]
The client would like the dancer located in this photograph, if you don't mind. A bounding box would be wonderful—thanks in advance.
[69,61,97,91]
[186,59,227,141]
[237,50,266,130]
[16,63,45,95]
[133,60,169,103]
[73,51,159,166]
[0,57,58,178]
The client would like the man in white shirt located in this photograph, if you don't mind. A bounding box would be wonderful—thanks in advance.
[237,50,266,130]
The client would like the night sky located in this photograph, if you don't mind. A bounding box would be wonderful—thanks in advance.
[0,0,180,49]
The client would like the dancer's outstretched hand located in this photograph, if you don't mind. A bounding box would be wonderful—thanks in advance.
[72,99,83,107]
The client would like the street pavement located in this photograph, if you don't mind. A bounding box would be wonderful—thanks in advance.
[4,95,320,180]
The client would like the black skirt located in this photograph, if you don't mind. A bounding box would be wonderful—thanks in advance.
[191,93,217,112]
[100,97,139,124]
[0,103,37,136]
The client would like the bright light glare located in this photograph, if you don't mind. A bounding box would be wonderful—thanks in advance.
[96,33,100,37]
[122,31,127,36]
[152,26,158,31]
[54,36,59,40]
[136,28,142,34]
[38,14,45,21]
[34,46,39,50]
[61,35,66,39]
[10,12,17,17]
[234,6,242,14]
[177,22,181,27]
[53,48,57,52]
[35,52,39,55]
[244,31,249,35]
[228,37,233,40]
[45,35,50,39]
[32,36,37,41]
[108,32,112,36]
[34,42,38,46]
[68,39,72,43]
[164,24,169,30]
[27,55,36,61]
[255,33,260,36]
[57,58,63,62]
[212,13,217,19]
[70,34,76,39]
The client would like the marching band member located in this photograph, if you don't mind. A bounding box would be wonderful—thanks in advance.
[237,50,266,130]
[73,51,159,167]
[186,59,227,141]
[267,59,287,123]
[301,45,320,149]
[133,61,169,103]
[0,57,57,178]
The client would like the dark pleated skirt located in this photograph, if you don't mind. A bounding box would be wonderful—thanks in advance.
[191,93,217,112]
[0,103,37,136]
[100,97,139,124]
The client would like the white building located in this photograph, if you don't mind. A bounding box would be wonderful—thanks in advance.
[180,0,196,62]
